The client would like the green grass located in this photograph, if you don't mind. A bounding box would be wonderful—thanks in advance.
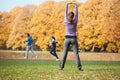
[0,60,120,80]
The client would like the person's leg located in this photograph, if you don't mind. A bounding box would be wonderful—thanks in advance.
[71,38,82,70]
[59,39,70,69]
[50,47,55,56]
[30,46,38,58]
[53,47,59,59]
[25,46,30,59]
[50,47,59,60]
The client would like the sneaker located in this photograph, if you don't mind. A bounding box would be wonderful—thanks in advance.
[35,56,38,59]
[59,68,63,70]
[78,67,83,71]
[56,59,59,61]
[24,57,26,59]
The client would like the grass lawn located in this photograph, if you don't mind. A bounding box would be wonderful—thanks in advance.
[0,59,120,80]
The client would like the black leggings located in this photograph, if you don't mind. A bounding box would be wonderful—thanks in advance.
[50,47,59,59]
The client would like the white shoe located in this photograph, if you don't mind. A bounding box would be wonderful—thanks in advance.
[24,57,26,59]
[35,56,38,59]
[56,59,59,61]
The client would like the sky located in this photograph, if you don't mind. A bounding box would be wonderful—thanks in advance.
[0,0,86,12]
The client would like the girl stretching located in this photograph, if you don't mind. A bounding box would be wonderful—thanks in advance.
[59,2,82,70]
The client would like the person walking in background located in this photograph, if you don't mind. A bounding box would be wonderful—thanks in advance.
[24,33,38,59]
[49,36,59,61]
[59,2,82,70]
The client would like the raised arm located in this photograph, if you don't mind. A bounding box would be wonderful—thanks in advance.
[74,4,78,23]
[64,3,69,22]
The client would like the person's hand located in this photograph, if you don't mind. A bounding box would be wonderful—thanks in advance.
[49,44,52,47]
[67,2,72,4]
[72,2,77,5]
[73,2,77,7]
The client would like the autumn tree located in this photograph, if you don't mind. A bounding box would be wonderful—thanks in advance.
[77,0,120,53]
[6,5,36,50]
[0,12,12,49]
[0,0,119,53]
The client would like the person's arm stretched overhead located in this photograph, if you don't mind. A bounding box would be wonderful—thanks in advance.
[64,3,69,22]
[74,3,78,23]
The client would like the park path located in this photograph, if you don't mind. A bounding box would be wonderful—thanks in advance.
[0,50,120,61]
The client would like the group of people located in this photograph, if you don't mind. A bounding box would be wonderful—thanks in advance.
[24,34,59,61]
[24,2,82,70]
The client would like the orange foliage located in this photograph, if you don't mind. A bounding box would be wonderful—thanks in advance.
[0,0,120,53]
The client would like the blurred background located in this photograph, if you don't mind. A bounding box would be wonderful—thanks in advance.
[0,0,120,53]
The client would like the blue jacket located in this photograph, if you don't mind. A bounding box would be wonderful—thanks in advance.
[26,37,33,46]
[52,39,57,47]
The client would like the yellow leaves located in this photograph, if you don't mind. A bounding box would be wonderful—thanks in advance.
[0,0,120,53]
[106,43,117,53]
[116,41,120,53]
